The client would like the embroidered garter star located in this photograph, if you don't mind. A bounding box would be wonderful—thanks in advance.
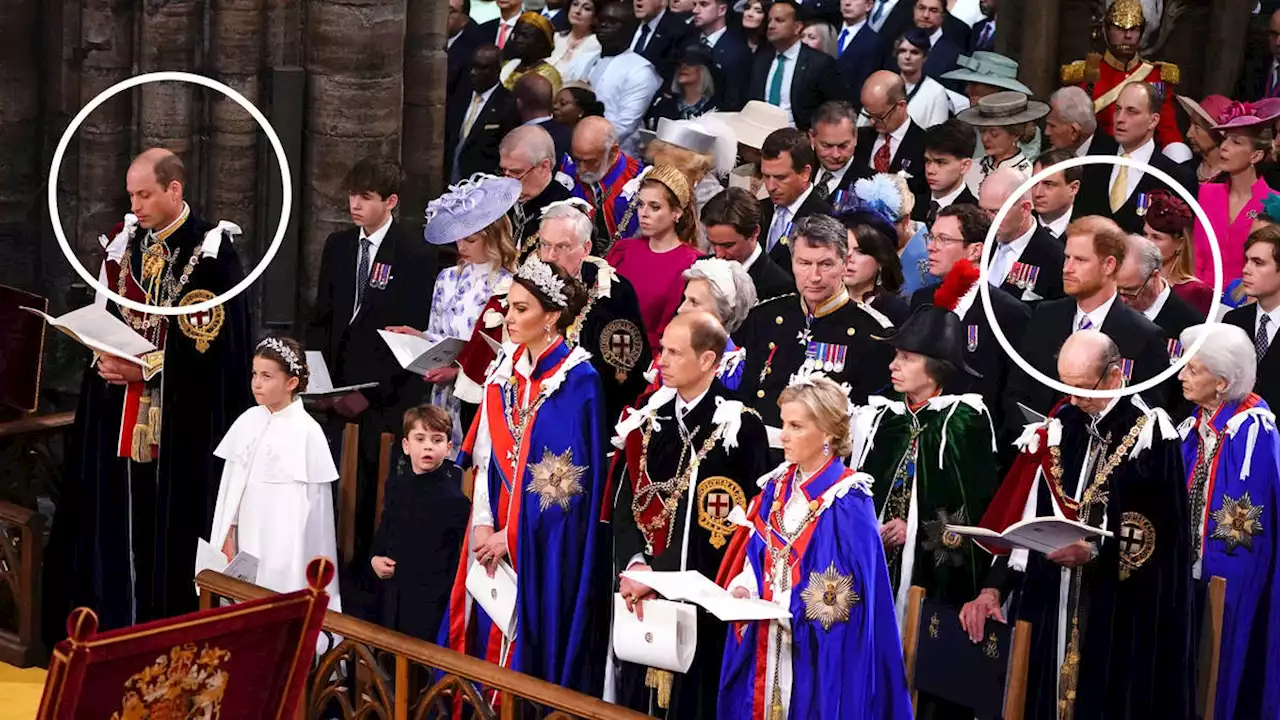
[800,563,859,631]
[1210,492,1264,554]
[527,448,587,512]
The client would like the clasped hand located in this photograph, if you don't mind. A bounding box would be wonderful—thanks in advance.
[472,526,509,577]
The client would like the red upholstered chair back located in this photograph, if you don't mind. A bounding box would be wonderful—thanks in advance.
[36,557,334,720]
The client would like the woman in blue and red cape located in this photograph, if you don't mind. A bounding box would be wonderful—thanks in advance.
[715,372,912,720]
[437,254,608,699]
[1175,323,1280,719]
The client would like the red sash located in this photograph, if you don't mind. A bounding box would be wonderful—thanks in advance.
[1189,394,1262,545]
[102,257,165,460]
[621,423,674,556]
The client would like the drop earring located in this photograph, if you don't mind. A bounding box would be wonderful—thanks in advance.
[823,441,830,456]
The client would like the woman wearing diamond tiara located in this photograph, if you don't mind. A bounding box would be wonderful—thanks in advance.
[717,374,911,720]
[204,336,341,611]
[439,255,608,695]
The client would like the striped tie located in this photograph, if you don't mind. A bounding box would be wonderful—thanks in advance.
[1257,315,1271,360]
[1077,316,1093,331]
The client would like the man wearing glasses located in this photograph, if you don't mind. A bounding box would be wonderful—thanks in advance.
[1116,233,1204,416]
[978,166,1065,303]
[853,71,929,216]
[1007,215,1169,416]
[910,203,1030,459]
[498,125,575,261]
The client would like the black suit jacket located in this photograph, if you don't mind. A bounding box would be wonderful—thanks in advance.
[851,122,929,216]
[535,118,573,163]
[447,22,483,102]
[1224,304,1280,410]
[836,24,884,100]
[967,18,995,53]
[1151,288,1207,418]
[1075,147,1199,234]
[879,3,968,50]
[708,29,753,111]
[1083,130,1119,157]
[748,44,844,131]
[305,221,440,414]
[1008,296,1170,415]
[994,226,1066,303]
[922,36,963,87]
[636,11,695,84]
[746,250,794,301]
[758,191,834,276]
[547,7,571,32]
[444,84,519,182]
[911,281,1032,449]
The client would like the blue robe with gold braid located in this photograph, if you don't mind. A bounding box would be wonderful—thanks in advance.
[440,338,607,696]
[1179,394,1280,720]
[717,459,912,720]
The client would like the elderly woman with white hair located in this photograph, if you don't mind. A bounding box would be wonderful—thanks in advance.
[1176,322,1280,720]
[641,257,758,393]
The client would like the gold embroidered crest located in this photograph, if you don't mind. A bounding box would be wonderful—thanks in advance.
[1210,492,1264,554]
[800,563,859,631]
[177,289,224,353]
[697,475,746,549]
[921,507,969,568]
[600,318,643,383]
[527,448,586,512]
[984,633,1000,659]
[928,612,940,639]
[110,642,231,720]
[1118,512,1155,580]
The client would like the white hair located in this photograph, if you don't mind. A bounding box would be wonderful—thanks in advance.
[1126,233,1164,277]
[1179,323,1258,403]
[669,65,716,101]
[500,125,556,167]
[980,167,1030,205]
[539,204,593,248]
[1050,86,1098,136]
[682,261,758,332]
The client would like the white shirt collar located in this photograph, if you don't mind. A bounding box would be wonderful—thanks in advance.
[743,242,764,270]
[675,385,711,418]
[448,29,464,48]
[1122,137,1156,163]
[951,279,980,320]
[501,13,519,27]
[821,156,856,189]
[474,84,498,104]
[1257,302,1280,341]
[1004,222,1036,255]
[783,184,814,216]
[1075,134,1094,157]
[841,18,867,35]
[778,40,802,61]
[358,213,394,252]
[646,7,666,31]
[933,183,966,207]
[1039,207,1072,238]
[703,26,728,46]
[888,115,911,143]
[929,27,944,47]
[1074,290,1119,331]
[1142,279,1172,321]
[522,115,553,126]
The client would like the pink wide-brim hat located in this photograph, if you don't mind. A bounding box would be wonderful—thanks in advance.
[1211,98,1280,131]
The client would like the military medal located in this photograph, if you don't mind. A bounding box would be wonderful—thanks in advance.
[1119,358,1134,382]
[370,262,392,289]
[1135,193,1150,217]
[1167,338,1184,362]
[967,325,979,352]
[778,220,793,248]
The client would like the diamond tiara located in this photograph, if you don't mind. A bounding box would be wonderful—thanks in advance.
[516,255,568,308]
[256,337,304,375]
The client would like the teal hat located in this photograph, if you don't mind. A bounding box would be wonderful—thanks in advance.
[940,52,1033,95]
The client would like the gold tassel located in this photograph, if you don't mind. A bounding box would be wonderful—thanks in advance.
[147,391,163,450]
[130,396,154,463]
[644,667,674,710]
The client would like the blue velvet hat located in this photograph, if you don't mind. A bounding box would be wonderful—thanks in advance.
[423,174,522,246]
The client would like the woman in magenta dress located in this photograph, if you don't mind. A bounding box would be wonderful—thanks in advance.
[606,164,703,350]
[1193,100,1280,288]
[1144,190,1216,315]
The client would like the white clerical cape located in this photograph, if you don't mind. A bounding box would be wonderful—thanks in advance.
[207,398,342,610]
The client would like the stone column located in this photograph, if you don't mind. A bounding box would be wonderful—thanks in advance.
[400,0,449,240]
[0,0,42,288]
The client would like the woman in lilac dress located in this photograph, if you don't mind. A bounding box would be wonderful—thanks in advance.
[1193,100,1280,288]
[606,164,703,351]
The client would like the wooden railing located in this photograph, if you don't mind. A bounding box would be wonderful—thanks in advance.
[0,500,45,667]
[196,570,648,720]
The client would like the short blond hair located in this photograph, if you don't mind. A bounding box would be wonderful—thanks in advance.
[778,377,853,457]
[478,215,518,271]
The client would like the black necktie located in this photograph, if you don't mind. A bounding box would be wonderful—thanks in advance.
[591,182,610,245]
[813,171,832,202]
[926,200,941,226]
[354,238,372,318]
[634,24,651,53]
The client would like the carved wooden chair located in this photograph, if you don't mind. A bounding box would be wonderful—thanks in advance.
[1197,575,1227,720]
[36,557,334,719]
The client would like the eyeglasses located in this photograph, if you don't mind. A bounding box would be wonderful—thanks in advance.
[859,105,897,125]
[923,232,965,247]
[1117,269,1156,300]
[502,164,536,181]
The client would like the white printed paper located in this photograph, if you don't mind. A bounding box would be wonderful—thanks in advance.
[947,517,1113,555]
[23,305,156,368]
[377,331,467,375]
[193,539,260,591]
[612,594,698,673]
[466,560,518,638]
[302,350,377,396]
[621,570,792,622]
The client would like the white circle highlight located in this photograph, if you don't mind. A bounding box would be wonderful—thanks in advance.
[977,154,1223,399]
[48,71,292,316]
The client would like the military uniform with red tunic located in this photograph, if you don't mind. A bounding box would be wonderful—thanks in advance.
[43,202,253,641]
[1060,0,1191,162]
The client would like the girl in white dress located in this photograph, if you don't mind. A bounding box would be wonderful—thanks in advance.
[207,336,342,611]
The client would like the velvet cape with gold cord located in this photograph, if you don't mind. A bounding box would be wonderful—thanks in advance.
[1178,394,1280,720]
[854,392,999,616]
[439,338,607,696]
[977,398,1193,720]
[716,458,912,720]
[43,212,252,643]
